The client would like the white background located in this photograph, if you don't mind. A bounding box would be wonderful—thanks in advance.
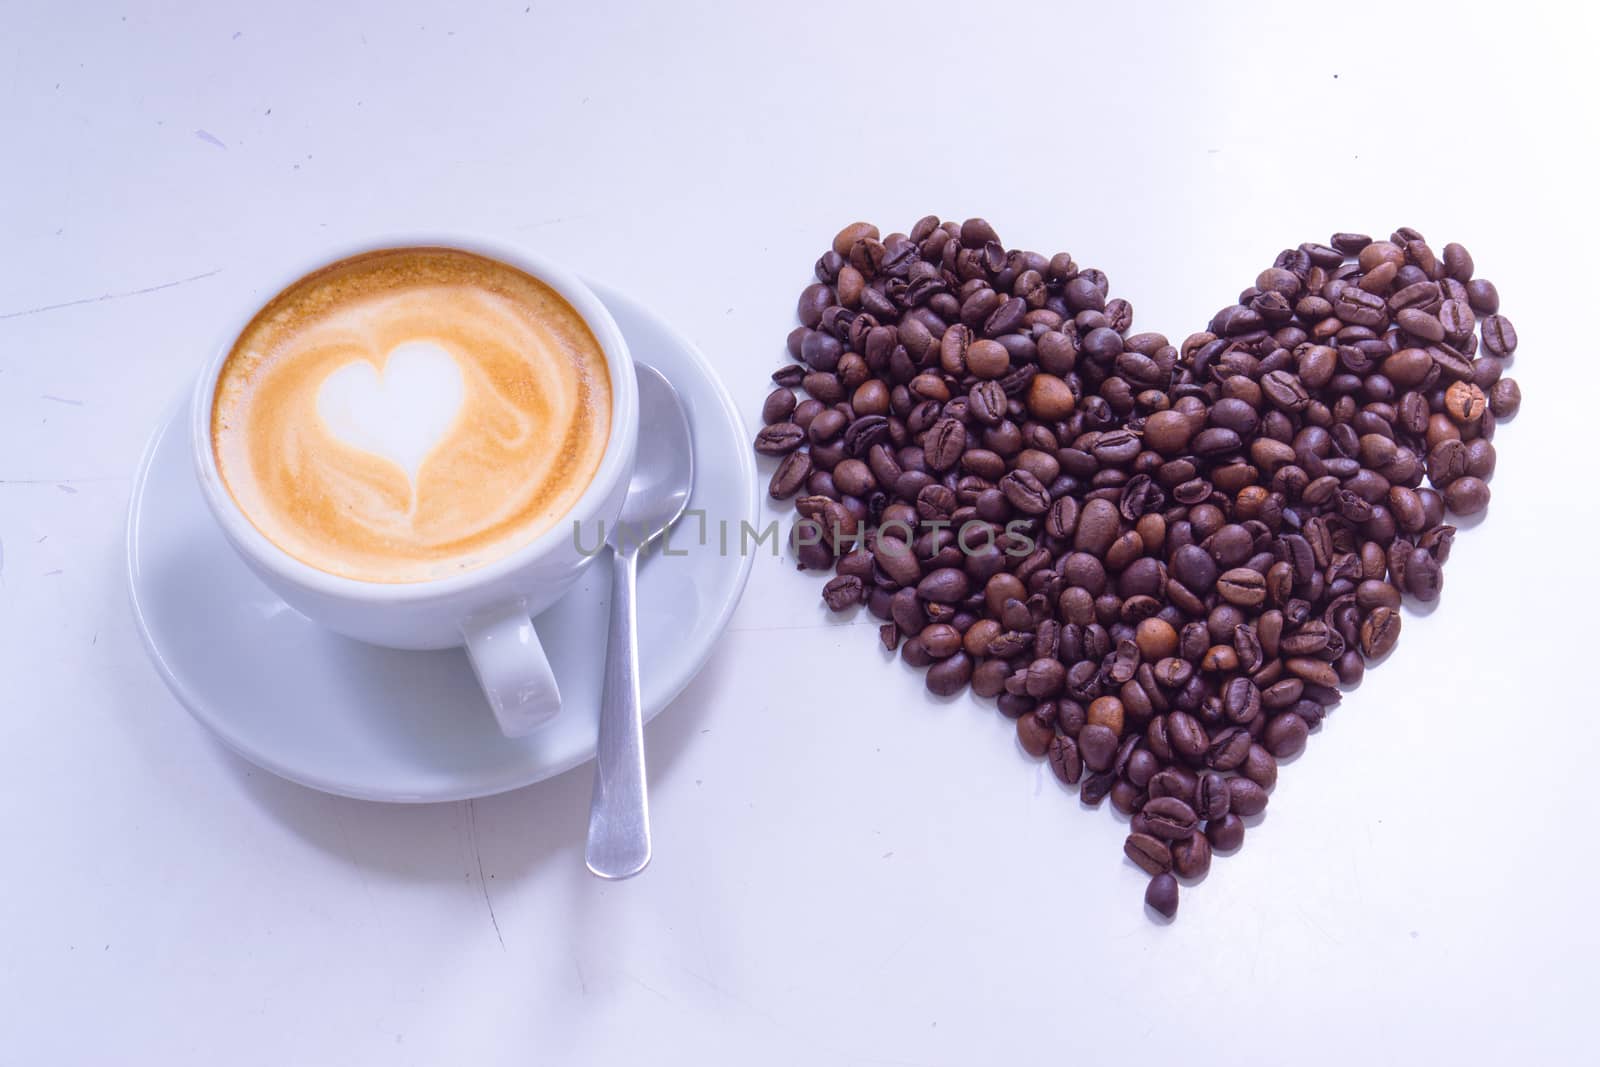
[3,1,1597,1063]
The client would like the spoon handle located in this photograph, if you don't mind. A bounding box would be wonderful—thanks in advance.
[586,545,652,879]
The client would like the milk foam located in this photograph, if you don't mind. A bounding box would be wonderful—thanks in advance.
[212,247,611,583]
[315,341,466,488]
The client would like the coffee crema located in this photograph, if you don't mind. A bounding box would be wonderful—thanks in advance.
[212,247,612,583]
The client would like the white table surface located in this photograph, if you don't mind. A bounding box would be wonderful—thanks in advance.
[4,2,1597,1063]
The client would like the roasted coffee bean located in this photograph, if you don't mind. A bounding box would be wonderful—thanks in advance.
[822,575,863,611]
[1207,814,1246,852]
[926,652,974,697]
[917,568,970,604]
[1125,833,1173,875]
[1489,377,1521,419]
[1048,735,1083,784]
[1142,796,1200,840]
[1403,547,1443,602]
[754,422,805,455]
[1167,718,1211,773]
[1196,771,1229,820]
[1147,767,1195,804]
[769,450,812,499]
[1444,382,1488,425]
[1000,469,1051,515]
[1265,712,1309,758]
[1017,711,1054,757]
[1078,723,1120,773]
[1227,777,1270,817]
[1080,772,1115,806]
[1171,832,1212,879]
[1206,727,1252,771]
[1216,568,1267,608]
[923,418,967,471]
[1285,657,1340,688]
[762,388,798,425]
[1145,873,1179,918]
[1481,314,1517,356]
[1110,779,1145,816]
[1444,476,1490,516]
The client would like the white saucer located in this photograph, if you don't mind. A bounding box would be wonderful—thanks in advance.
[127,284,756,803]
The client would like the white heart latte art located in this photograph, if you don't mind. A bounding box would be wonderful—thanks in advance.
[315,342,467,485]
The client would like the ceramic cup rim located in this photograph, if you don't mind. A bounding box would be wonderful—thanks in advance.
[189,234,640,605]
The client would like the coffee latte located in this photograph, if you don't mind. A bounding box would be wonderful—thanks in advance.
[212,247,612,583]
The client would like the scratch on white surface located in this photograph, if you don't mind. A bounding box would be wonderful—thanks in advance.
[0,268,222,320]
[873,930,916,974]
[628,974,670,1002]
[513,215,586,232]
[44,569,63,576]
[56,484,78,494]
[194,129,227,150]
[679,971,852,1061]
[679,966,723,994]
[0,477,127,487]
[465,800,505,949]
[331,801,377,911]
[727,620,879,634]
[40,394,83,406]
[1297,906,1339,945]
[571,954,589,995]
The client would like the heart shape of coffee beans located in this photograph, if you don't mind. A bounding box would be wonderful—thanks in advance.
[753,216,1521,920]
[317,341,466,486]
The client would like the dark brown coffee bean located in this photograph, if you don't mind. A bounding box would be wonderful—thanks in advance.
[762,388,797,425]
[1205,727,1252,771]
[917,567,969,604]
[923,418,966,471]
[1145,873,1179,918]
[1142,796,1199,840]
[1403,547,1443,602]
[1489,377,1521,419]
[1265,712,1309,758]
[769,450,811,499]
[822,575,863,611]
[1196,771,1229,820]
[1442,242,1474,281]
[926,652,973,696]
[1078,723,1120,773]
[1047,735,1082,784]
[754,422,805,455]
[1481,314,1517,356]
[999,469,1051,515]
[1207,814,1246,851]
[1227,777,1269,817]
[1081,772,1115,806]
[1216,568,1267,608]
[1017,710,1053,757]
[1171,832,1211,879]
[1125,833,1173,875]
[1444,476,1490,516]
[1166,712,1208,763]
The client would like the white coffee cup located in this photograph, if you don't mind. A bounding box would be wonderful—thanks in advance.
[190,236,639,737]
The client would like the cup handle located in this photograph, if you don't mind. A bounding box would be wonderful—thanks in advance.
[460,602,561,737]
